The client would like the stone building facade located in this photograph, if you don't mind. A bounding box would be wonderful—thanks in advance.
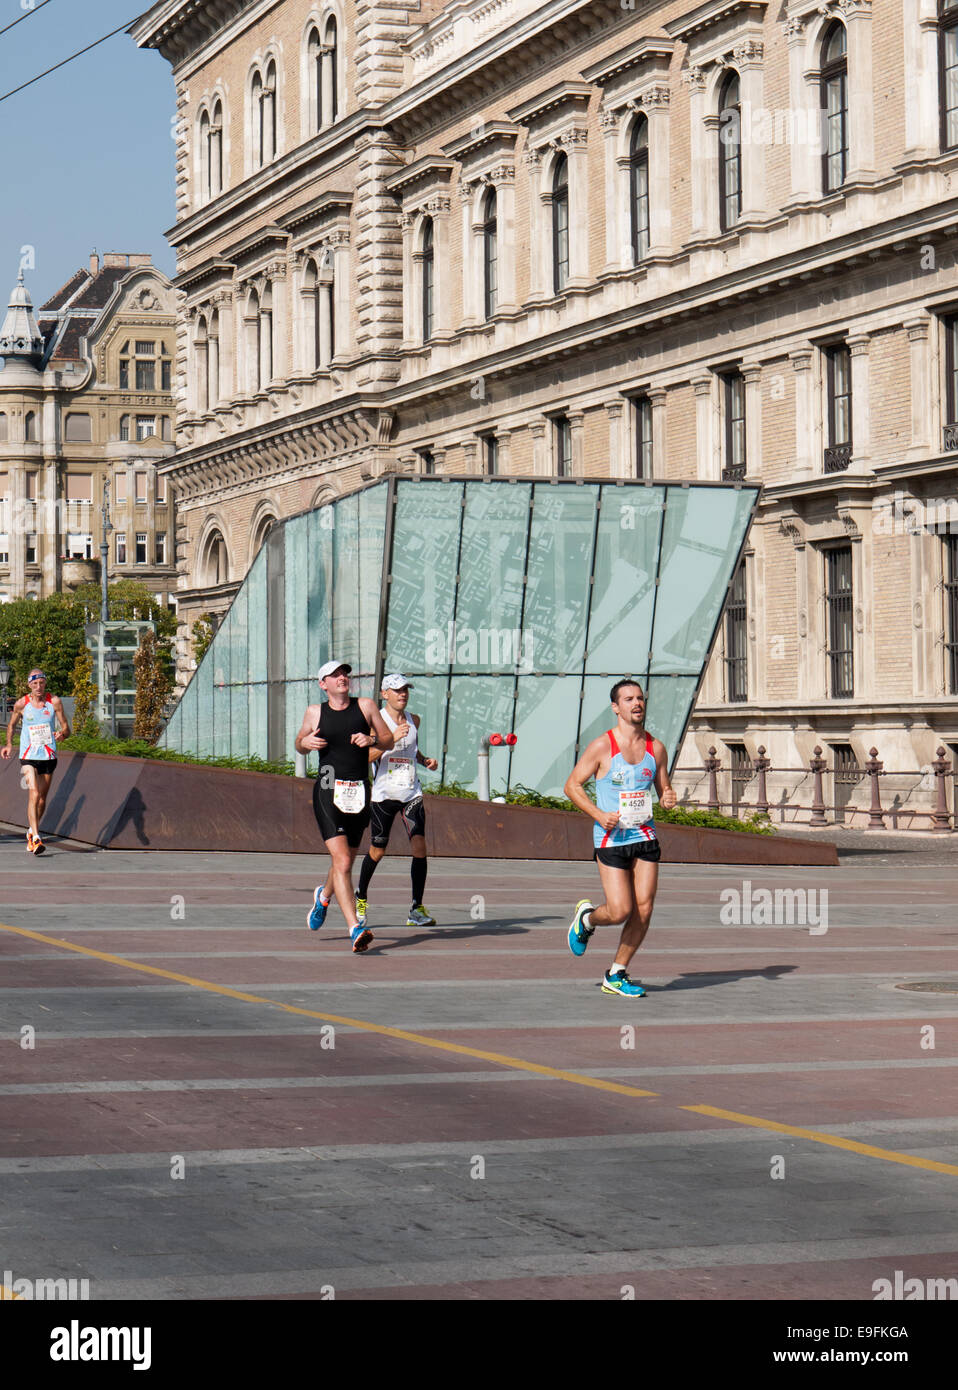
[134,0,958,825]
[0,253,178,608]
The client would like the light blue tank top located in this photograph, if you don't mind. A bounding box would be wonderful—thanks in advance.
[19,698,57,761]
[594,729,658,848]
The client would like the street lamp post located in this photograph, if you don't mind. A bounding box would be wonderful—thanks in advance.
[105,644,121,739]
[100,478,112,624]
[0,656,10,725]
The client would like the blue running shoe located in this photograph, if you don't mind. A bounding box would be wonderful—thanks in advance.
[351,925,374,953]
[307,886,329,932]
[601,970,646,998]
[568,900,595,957]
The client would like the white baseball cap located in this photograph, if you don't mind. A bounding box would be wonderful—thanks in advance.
[381,673,414,690]
[318,660,352,682]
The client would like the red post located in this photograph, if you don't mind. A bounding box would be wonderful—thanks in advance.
[931,747,952,833]
[705,746,720,813]
[809,746,828,827]
[753,745,770,816]
[864,747,884,830]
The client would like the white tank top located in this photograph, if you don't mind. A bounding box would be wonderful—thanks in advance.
[371,707,422,804]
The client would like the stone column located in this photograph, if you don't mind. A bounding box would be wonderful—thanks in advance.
[330,232,350,361]
[789,345,814,478]
[524,149,547,302]
[649,386,668,476]
[692,373,714,479]
[644,87,672,256]
[905,314,931,457]
[904,0,942,159]
[268,264,288,382]
[600,109,623,273]
[430,198,455,340]
[320,45,335,128]
[400,214,416,347]
[213,291,234,400]
[564,129,590,288]
[735,40,766,219]
[845,1,876,181]
[458,182,480,328]
[605,399,627,477]
[848,331,871,469]
[568,410,585,477]
[742,361,763,476]
[785,18,813,201]
[492,167,517,314]
[530,421,547,475]
[685,67,709,238]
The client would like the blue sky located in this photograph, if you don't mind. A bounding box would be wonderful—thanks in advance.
[0,0,176,307]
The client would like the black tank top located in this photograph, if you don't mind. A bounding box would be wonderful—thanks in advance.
[318,699,371,782]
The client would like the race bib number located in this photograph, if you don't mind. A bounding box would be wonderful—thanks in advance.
[386,756,415,791]
[28,725,49,754]
[333,779,365,814]
[618,789,653,828]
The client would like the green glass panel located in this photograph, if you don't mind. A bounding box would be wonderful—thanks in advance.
[230,582,248,686]
[231,673,249,759]
[587,486,665,673]
[579,675,645,757]
[284,514,309,680]
[247,547,267,684]
[452,482,530,672]
[211,610,232,689]
[332,492,361,669]
[525,484,597,672]
[445,676,516,791]
[177,676,197,754]
[358,483,387,676]
[511,674,582,797]
[213,679,230,757]
[195,651,214,756]
[248,684,268,758]
[286,681,313,766]
[386,481,463,673]
[307,505,334,679]
[651,488,753,674]
[644,675,699,769]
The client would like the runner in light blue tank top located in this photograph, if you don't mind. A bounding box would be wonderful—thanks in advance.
[1,667,70,855]
[564,678,677,999]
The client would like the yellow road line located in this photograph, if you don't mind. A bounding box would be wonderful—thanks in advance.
[683,1104,958,1178]
[0,921,658,1100]
[0,1286,18,1300]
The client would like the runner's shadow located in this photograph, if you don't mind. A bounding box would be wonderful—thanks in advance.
[368,922,533,953]
[643,965,797,992]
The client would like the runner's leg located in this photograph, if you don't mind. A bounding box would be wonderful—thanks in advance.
[22,766,41,839]
[34,771,52,833]
[325,836,360,929]
[611,857,659,971]
[587,859,633,929]
[409,833,427,907]
[358,844,386,899]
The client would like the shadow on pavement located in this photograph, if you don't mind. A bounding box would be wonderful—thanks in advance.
[642,964,797,991]
[368,920,539,953]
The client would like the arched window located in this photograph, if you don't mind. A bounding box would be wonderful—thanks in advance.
[246,287,261,392]
[302,258,320,369]
[25,411,37,442]
[482,187,498,320]
[821,23,848,190]
[208,309,220,407]
[251,70,263,168]
[552,155,569,294]
[942,0,958,149]
[119,414,130,442]
[252,512,277,559]
[308,26,322,132]
[264,61,277,161]
[421,219,435,342]
[0,413,7,441]
[325,17,339,122]
[205,530,229,586]
[629,116,650,263]
[718,72,742,232]
[210,99,223,196]
[260,284,274,384]
[199,108,210,199]
[195,315,209,412]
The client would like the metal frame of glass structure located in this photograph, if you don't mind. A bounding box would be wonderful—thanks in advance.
[162,476,760,796]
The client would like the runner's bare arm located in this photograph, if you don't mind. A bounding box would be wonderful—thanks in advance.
[354,698,395,752]
[564,737,617,829]
[1,697,26,759]
[295,703,327,754]
[410,713,438,770]
[653,738,677,810]
[51,695,70,741]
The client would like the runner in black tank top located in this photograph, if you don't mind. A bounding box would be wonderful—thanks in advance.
[294,661,395,953]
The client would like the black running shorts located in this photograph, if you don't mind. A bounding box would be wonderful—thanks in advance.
[312,778,370,848]
[370,796,426,848]
[20,759,57,775]
[594,839,661,869]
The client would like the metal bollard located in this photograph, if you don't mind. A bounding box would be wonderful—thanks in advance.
[704,746,720,813]
[931,747,952,833]
[809,745,828,827]
[753,745,770,816]
[864,747,884,830]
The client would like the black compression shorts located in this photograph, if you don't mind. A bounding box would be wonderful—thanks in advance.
[594,839,661,869]
[370,796,426,848]
[312,778,370,848]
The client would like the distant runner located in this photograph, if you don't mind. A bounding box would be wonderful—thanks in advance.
[563,679,676,998]
[295,661,395,952]
[1,668,70,855]
[357,674,439,930]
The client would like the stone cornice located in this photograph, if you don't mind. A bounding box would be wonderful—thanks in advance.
[219,225,290,269]
[507,80,592,130]
[384,156,458,198]
[276,192,353,240]
[442,122,520,163]
[581,37,675,88]
[665,0,768,44]
[174,257,236,294]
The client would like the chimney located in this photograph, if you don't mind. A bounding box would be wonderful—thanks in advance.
[89,251,99,275]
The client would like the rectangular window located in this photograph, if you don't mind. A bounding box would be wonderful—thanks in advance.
[135,341,155,355]
[135,360,155,391]
[554,416,571,477]
[727,742,750,816]
[135,472,148,504]
[831,743,861,824]
[945,316,958,451]
[483,435,499,476]
[417,449,435,476]
[825,344,852,471]
[156,532,167,566]
[634,396,652,478]
[725,563,748,702]
[161,359,171,391]
[942,4,958,149]
[66,533,92,560]
[135,533,147,564]
[826,546,854,699]
[25,473,37,501]
[156,472,167,502]
[65,474,93,503]
[26,533,37,564]
[116,532,127,565]
[722,372,746,479]
[114,472,127,503]
[64,413,92,442]
[0,533,8,564]
[136,416,156,441]
[119,417,130,442]
[119,360,129,389]
[945,535,958,694]
[161,416,172,441]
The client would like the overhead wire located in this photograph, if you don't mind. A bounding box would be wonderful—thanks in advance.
[0,9,148,106]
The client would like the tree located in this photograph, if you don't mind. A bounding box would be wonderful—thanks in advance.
[69,579,176,679]
[133,628,171,744]
[0,595,87,694]
[191,613,216,664]
[70,643,100,737]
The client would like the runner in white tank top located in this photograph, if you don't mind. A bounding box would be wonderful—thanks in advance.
[358,674,439,929]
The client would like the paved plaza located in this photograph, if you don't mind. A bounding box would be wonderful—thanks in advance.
[1,824,957,1301]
